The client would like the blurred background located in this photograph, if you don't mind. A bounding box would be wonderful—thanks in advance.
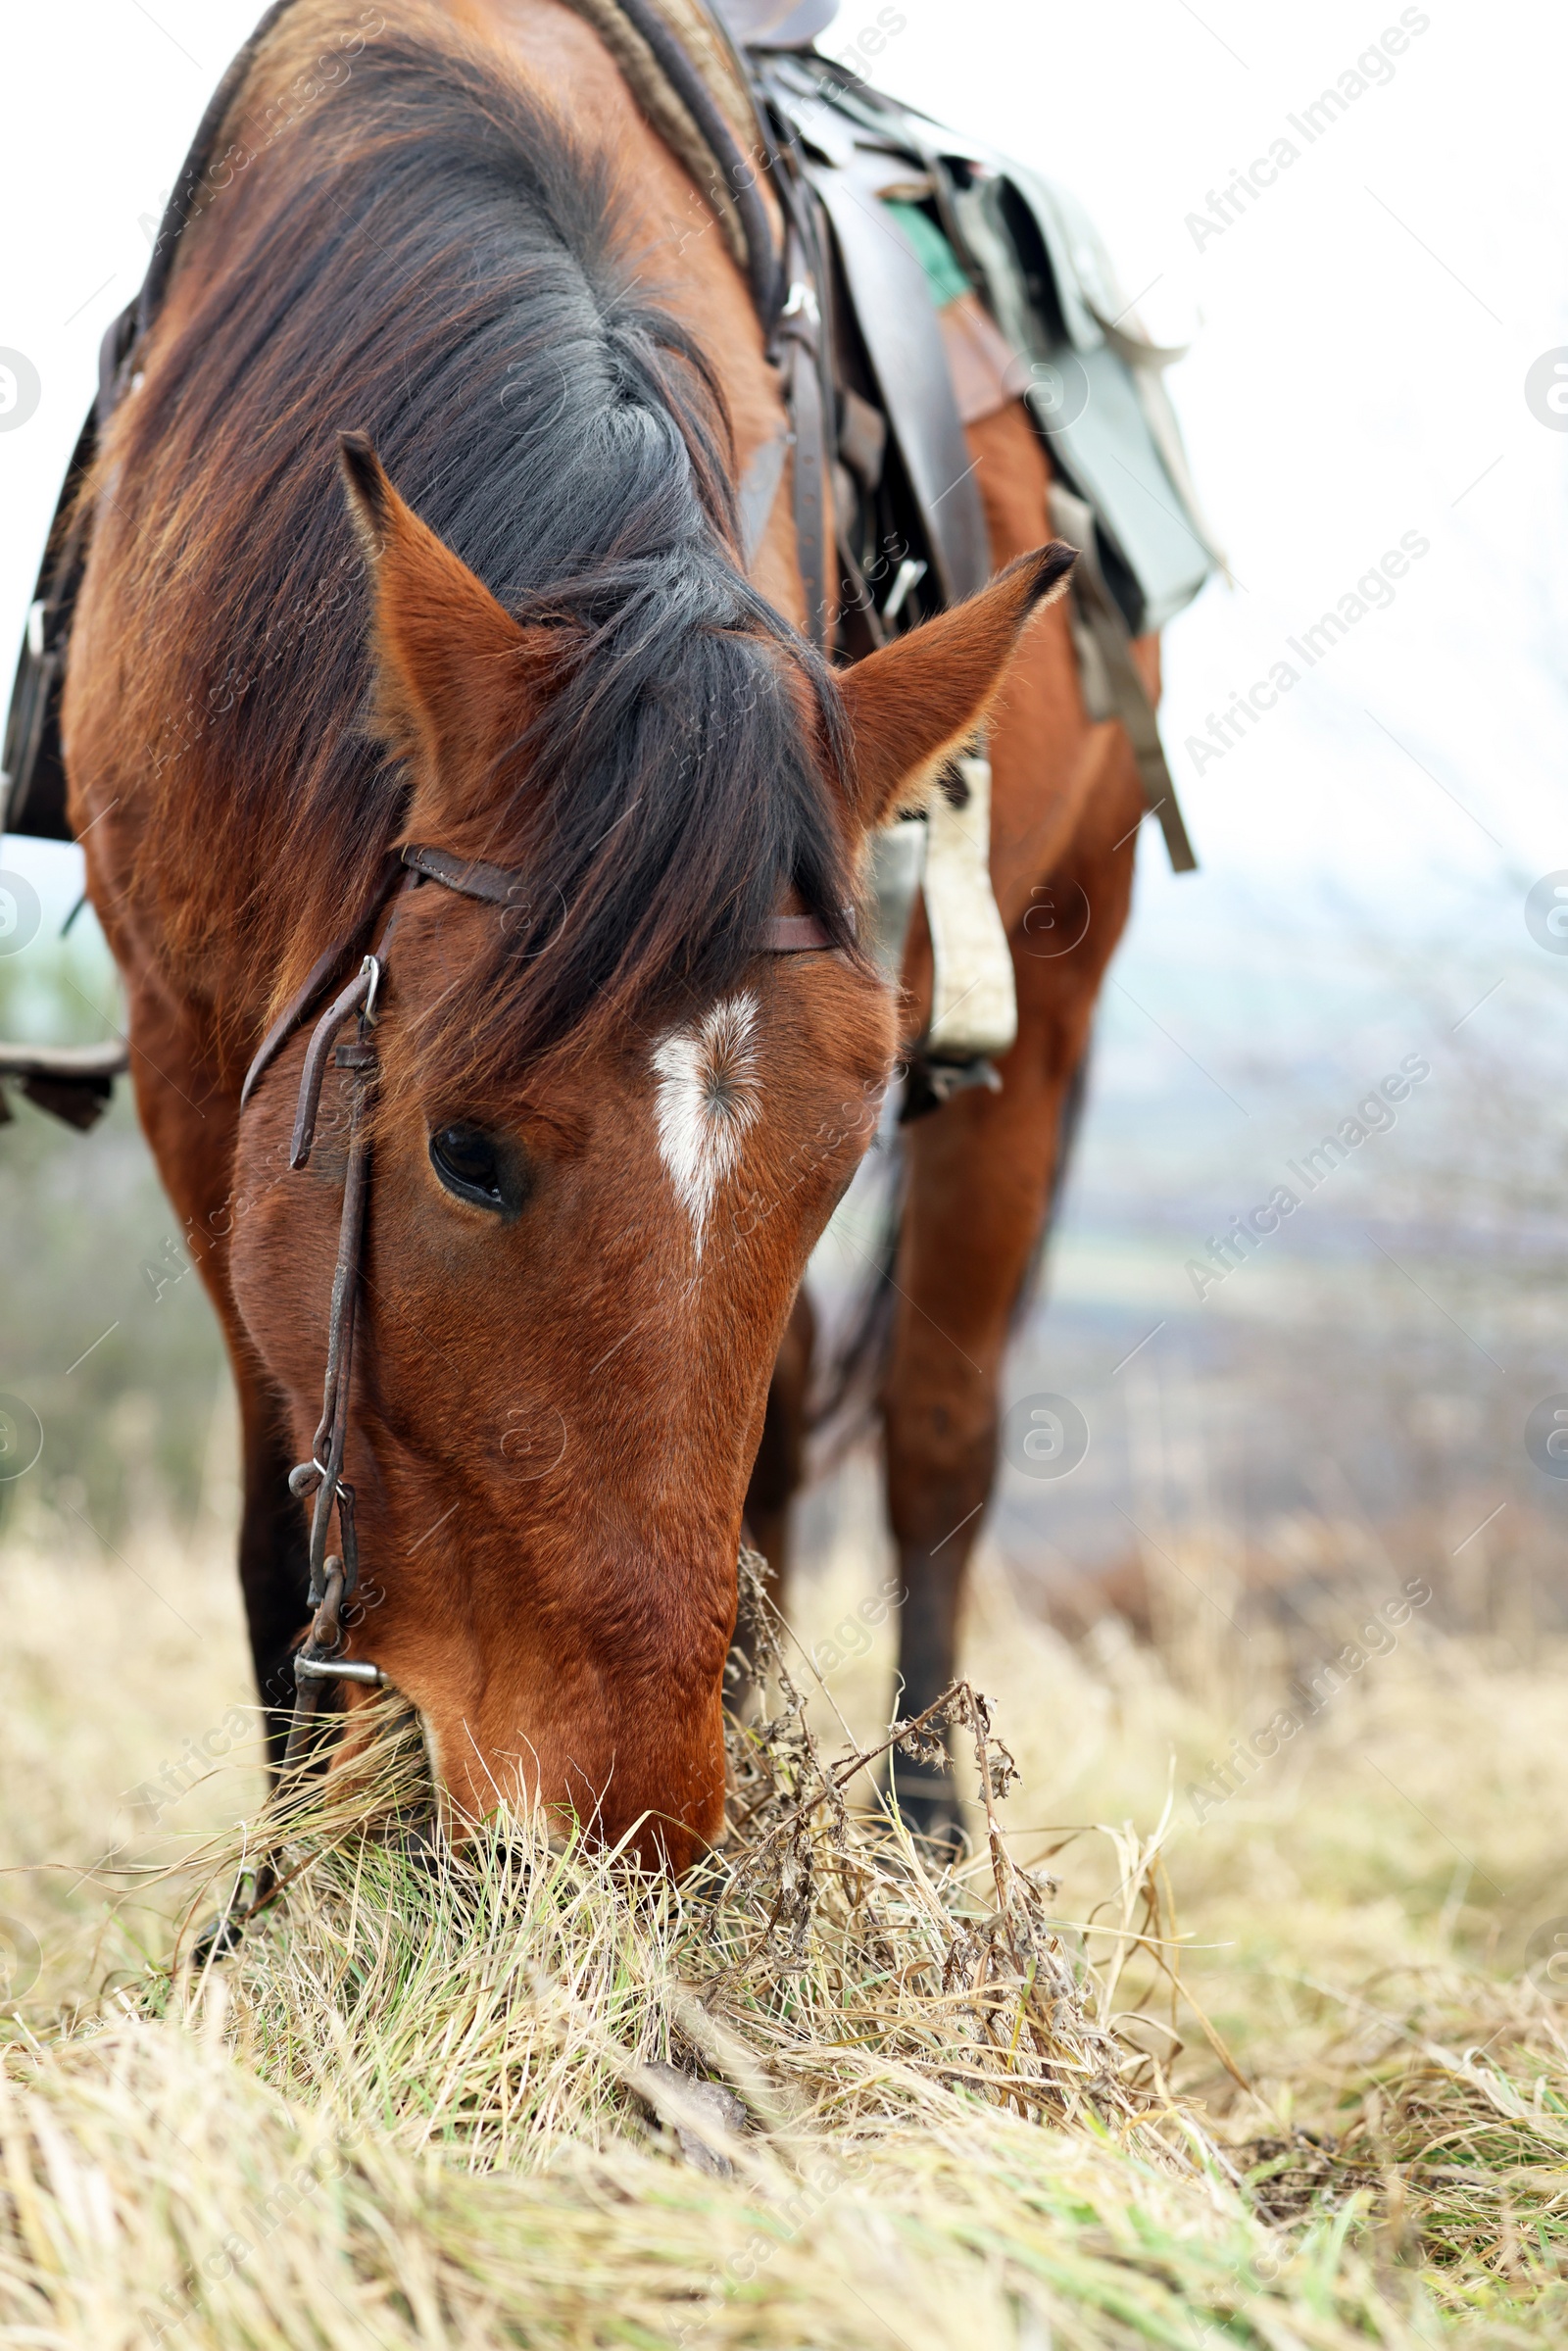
[2,0,1566,1661]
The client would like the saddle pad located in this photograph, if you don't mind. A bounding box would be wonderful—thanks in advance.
[761,52,1219,640]
[955,168,1221,636]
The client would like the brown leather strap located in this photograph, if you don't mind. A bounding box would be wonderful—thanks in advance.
[765,911,837,952]
[1049,484,1198,873]
[400,842,531,905]
[246,843,851,1134]
[241,938,355,1112]
[779,275,828,648]
[239,853,404,1109]
[801,148,992,608]
[283,993,380,1768]
[399,842,534,905]
[289,961,375,1169]
[403,840,852,949]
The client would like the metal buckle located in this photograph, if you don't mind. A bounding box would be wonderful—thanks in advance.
[292,1655,386,1687]
[782,279,820,325]
[881,558,927,626]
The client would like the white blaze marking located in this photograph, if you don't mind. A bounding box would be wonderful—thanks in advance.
[652,992,762,1253]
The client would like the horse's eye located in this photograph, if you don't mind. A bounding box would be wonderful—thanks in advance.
[429,1123,509,1209]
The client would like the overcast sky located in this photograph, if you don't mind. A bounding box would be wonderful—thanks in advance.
[3,0,1562,976]
[834,0,1568,938]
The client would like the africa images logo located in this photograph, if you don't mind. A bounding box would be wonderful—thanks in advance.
[0,350,41,432]
[1525,1396,1568,1482]
[1525,873,1568,954]
[1524,350,1568,432]
[1003,1394,1091,1481]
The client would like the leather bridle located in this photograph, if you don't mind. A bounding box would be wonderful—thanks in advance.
[238,842,845,1766]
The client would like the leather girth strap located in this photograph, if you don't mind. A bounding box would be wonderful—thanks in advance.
[1049,484,1197,873]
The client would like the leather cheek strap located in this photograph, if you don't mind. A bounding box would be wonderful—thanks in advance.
[240,853,404,1110]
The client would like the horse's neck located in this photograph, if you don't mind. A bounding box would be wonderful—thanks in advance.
[75,0,808,1053]
[469,0,803,623]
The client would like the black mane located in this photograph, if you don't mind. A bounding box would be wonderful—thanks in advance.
[115,11,855,1076]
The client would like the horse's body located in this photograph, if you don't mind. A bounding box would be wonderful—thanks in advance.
[62,0,1094,1866]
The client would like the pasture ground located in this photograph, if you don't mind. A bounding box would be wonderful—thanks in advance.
[2,1476,1566,2350]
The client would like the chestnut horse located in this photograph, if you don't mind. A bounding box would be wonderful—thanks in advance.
[61,0,1083,1868]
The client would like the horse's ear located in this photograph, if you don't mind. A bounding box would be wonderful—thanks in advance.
[337,433,558,834]
[836,544,1077,829]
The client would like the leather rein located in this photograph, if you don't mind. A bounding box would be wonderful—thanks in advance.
[240,841,843,1766]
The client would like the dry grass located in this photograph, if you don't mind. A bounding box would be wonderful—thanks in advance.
[4,1484,1568,2345]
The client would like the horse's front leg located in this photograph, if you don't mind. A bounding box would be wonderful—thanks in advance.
[735,1288,815,1706]
[881,1041,1078,1837]
[882,807,1140,1841]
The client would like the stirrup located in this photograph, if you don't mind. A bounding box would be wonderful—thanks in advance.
[0,1038,128,1130]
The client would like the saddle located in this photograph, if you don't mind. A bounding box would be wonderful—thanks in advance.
[0,0,1214,1124]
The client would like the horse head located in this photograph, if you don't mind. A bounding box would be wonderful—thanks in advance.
[229,435,1072,1868]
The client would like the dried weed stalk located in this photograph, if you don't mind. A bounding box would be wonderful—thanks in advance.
[127,1549,1204,2181]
